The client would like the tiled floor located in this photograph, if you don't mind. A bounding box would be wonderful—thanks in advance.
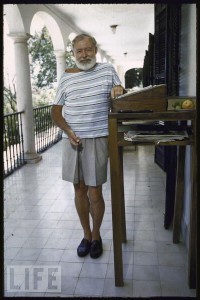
[4,141,196,297]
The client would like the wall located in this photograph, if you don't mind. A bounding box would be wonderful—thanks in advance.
[179,4,196,248]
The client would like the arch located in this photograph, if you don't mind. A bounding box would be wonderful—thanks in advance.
[4,5,65,52]
[4,4,25,33]
[68,32,77,42]
[30,11,65,51]
[66,32,78,51]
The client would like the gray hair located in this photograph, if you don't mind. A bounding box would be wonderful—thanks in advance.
[72,34,97,49]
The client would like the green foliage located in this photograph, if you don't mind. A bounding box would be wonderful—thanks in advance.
[3,115,21,151]
[66,42,76,69]
[28,26,75,89]
[32,86,56,108]
[3,78,17,114]
[28,26,56,88]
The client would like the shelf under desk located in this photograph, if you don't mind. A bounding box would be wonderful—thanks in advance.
[108,111,196,288]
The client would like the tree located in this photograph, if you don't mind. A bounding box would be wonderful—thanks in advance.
[3,76,17,114]
[28,26,75,88]
[28,26,56,88]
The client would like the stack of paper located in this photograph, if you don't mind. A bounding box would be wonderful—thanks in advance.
[124,130,188,142]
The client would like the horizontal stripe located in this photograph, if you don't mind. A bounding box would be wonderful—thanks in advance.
[54,63,121,138]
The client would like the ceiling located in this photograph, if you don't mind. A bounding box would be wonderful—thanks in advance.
[46,4,155,71]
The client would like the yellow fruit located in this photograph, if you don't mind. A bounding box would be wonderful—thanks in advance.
[181,99,194,109]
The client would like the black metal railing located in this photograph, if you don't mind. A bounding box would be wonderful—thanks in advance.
[3,111,25,177]
[34,105,62,153]
[3,105,62,177]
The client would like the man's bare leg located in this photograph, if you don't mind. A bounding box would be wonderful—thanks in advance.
[74,182,105,258]
[74,181,92,241]
[88,185,105,241]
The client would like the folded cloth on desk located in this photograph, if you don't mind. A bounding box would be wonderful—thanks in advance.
[124,130,188,142]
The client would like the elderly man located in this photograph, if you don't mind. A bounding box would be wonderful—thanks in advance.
[51,33,124,258]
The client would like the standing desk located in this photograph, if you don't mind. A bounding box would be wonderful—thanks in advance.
[108,110,196,288]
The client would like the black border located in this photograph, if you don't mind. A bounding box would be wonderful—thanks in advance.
[1,1,198,299]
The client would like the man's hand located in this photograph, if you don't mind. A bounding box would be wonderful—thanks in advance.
[67,129,81,146]
[111,85,124,99]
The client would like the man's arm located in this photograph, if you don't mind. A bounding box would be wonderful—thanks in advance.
[51,105,81,146]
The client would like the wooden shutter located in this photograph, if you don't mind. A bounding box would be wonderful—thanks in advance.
[143,33,154,87]
[154,4,181,228]
[154,4,181,93]
[154,4,167,85]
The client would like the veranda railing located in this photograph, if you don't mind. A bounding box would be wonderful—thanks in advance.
[3,105,62,177]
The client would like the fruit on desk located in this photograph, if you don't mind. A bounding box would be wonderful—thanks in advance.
[181,99,194,109]
[172,101,181,109]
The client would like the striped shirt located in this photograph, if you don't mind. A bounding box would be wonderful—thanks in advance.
[54,63,121,138]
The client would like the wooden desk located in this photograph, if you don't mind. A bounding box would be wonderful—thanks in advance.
[108,111,196,287]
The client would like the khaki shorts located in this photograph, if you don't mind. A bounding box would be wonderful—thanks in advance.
[62,137,108,186]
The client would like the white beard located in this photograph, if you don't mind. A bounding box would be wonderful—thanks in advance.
[75,57,97,71]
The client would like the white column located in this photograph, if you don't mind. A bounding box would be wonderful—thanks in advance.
[96,52,102,63]
[54,50,66,82]
[117,65,125,87]
[98,50,104,63]
[9,33,42,163]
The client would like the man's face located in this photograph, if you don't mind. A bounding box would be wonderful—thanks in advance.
[73,37,97,71]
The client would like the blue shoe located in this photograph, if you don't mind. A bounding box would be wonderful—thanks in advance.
[77,238,91,257]
[90,236,103,259]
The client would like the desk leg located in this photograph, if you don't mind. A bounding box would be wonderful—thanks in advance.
[164,146,177,229]
[173,146,185,243]
[173,144,197,288]
[119,146,127,243]
[188,143,197,289]
[108,118,124,286]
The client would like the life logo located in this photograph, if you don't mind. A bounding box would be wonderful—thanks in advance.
[6,265,61,293]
